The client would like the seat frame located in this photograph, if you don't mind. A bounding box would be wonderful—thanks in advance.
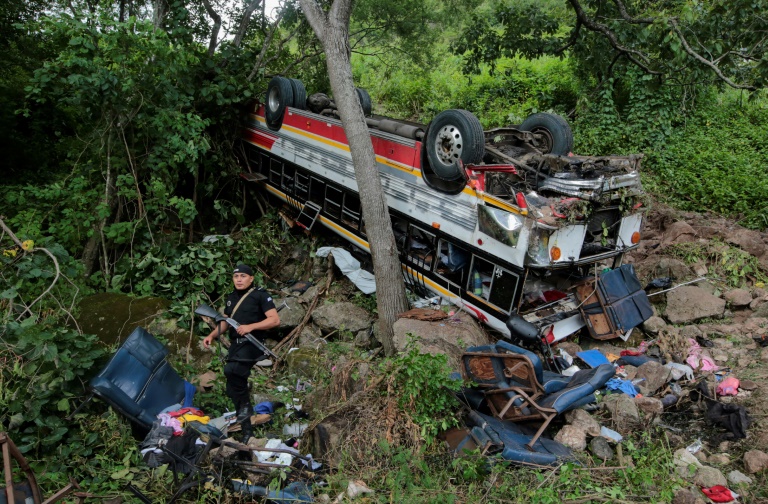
[462,348,612,450]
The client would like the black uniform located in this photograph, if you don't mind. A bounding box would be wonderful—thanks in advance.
[222,286,276,408]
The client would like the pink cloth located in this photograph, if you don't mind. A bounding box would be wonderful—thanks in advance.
[716,377,740,396]
[686,338,718,372]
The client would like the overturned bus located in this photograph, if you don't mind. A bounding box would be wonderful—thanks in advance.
[239,77,651,352]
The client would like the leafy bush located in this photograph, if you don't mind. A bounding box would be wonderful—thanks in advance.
[112,217,287,329]
[384,337,462,442]
[0,320,106,454]
[667,240,768,287]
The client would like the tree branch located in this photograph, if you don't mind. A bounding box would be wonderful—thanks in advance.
[200,0,221,57]
[233,0,262,49]
[247,8,288,81]
[300,0,328,41]
[567,0,660,74]
[669,18,757,91]
[611,0,654,24]
[553,17,582,54]
[0,218,62,322]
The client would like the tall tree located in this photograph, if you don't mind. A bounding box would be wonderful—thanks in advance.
[299,0,409,356]
[454,0,768,93]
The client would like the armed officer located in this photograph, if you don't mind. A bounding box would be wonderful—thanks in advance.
[203,264,280,442]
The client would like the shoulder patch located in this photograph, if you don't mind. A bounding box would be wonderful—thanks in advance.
[226,300,231,307]
[267,297,272,302]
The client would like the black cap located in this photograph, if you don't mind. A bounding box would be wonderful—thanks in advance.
[233,264,254,276]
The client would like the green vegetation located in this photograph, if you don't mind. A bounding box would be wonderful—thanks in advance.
[668,240,768,288]
[1,0,767,501]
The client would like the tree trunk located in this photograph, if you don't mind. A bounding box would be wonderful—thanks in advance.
[82,131,118,277]
[300,0,409,356]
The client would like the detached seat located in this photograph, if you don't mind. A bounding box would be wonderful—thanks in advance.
[461,344,614,450]
[89,327,187,430]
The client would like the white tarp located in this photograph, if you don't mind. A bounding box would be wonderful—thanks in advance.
[316,247,376,294]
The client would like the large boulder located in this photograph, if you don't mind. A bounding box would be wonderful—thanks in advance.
[603,394,640,427]
[634,361,672,395]
[312,302,373,334]
[277,297,307,329]
[661,221,697,248]
[392,310,490,372]
[725,289,753,308]
[726,229,768,271]
[634,257,693,285]
[554,425,587,451]
[744,450,768,474]
[666,286,725,324]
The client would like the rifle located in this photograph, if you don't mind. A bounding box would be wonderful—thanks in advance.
[194,303,282,361]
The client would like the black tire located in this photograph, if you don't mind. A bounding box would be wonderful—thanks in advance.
[265,76,294,130]
[424,109,485,181]
[519,112,573,155]
[289,78,307,110]
[355,88,372,116]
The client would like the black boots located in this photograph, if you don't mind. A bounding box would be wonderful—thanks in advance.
[236,403,253,444]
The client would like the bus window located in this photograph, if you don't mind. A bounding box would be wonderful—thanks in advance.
[437,239,469,285]
[248,148,260,171]
[309,177,325,206]
[468,256,494,301]
[259,152,270,176]
[295,172,309,200]
[391,216,408,249]
[341,192,361,230]
[407,225,436,269]
[269,158,282,184]
[325,185,343,220]
[488,265,518,313]
[282,164,295,193]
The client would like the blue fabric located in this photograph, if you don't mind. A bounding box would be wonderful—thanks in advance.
[89,327,187,428]
[576,349,611,368]
[537,364,615,412]
[183,381,196,408]
[605,377,638,397]
[472,412,576,467]
[254,401,275,414]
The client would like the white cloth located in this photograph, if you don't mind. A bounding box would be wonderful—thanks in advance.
[316,247,376,294]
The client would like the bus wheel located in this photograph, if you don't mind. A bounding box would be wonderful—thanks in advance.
[266,76,294,130]
[425,109,485,180]
[356,88,372,116]
[290,78,307,110]
[519,112,573,155]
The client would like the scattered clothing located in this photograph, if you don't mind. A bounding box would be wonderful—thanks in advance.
[605,377,638,397]
[665,362,694,381]
[701,485,738,503]
[686,338,718,372]
[716,377,740,396]
[692,381,750,439]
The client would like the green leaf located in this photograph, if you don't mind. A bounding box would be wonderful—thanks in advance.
[111,468,131,480]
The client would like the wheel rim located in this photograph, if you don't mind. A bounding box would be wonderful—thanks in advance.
[268,86,281,112]
[434,124,464,165]
[532,127,554,154]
